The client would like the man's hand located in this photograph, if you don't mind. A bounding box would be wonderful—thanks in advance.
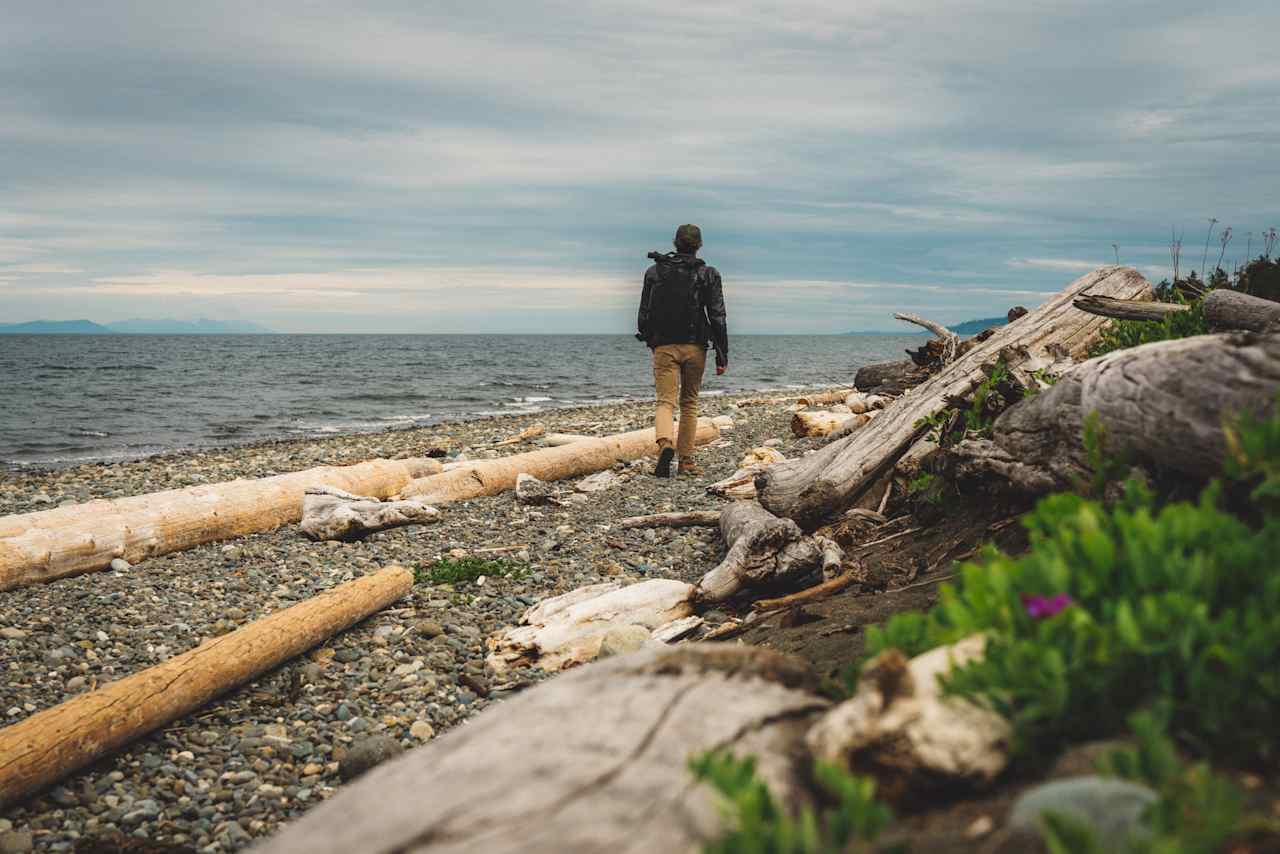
[716,359,728,376]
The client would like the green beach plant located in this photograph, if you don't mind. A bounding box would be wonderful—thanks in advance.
[414,555,527,585]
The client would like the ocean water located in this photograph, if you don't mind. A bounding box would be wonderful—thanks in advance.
[0,334,918,468]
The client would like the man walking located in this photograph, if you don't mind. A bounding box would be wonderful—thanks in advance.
[636,224,729,478]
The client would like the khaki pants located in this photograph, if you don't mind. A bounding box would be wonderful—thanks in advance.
[652,344,706,460]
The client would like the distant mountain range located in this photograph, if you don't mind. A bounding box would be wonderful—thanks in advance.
[0,318,272,334]
[846,316,1008,336]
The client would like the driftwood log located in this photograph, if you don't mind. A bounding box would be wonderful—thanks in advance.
[896,312,959,365]
[255,644,827,854]
[398,420,719,504]
[854,359,927,395]
[299,487,440,542]
[757,267,1153,528]
[952,331,1280,493]
[618,511,722,529]
[0,566,413,809]
[696,502,843,602]
[791,410,868,438]
[1072,295,1191,322]
[542,433,594,446]
[1203,289,1280,333]
[0,458,441,591]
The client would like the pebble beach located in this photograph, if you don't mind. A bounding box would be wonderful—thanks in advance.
[0,392,823,852]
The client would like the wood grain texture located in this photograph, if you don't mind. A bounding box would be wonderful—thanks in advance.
[0,566,412,809]
[253,645,827,854]
[1072,295,1189,322]
[696,501,836,602]
[1203,289,1280,333]
[0,458,439,590]
[757,267,1153,528]
[397,420,719,504]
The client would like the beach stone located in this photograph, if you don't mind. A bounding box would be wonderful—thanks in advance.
[410,720,435,741]
[109,558,132,572]
[1005,777,1156,850]
[598,625,651,658]
[339,735,404,781]
[416,621,444,638]
[575,470,622,493]
[0,628,27,640]
[0,831,33,853]
[515,473,556,506]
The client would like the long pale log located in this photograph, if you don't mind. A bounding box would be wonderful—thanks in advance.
[0,458,440,591]
[795,389,855,407]
[757,267,1153,528]
[542,433,594,446]
[398,420,719,503]
[0,566,412,809]
[618,511,722,529]
[1073,295,1190,322]
[255,645,826,854]
[791,410,866,438]
[1203,289,1280,333]
[954,331,1280,492]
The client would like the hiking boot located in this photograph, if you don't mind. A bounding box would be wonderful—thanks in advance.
[678,461,704,477]
[655,445,675,478]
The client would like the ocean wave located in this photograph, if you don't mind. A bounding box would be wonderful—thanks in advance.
[347,392,430,402]
[38,364,159,372]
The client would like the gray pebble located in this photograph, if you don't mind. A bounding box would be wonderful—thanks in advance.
[339,735,404,781]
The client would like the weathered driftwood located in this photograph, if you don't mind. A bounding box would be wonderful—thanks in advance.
[299,487,440,542]
[618,511,722,529]
[0,566,412,809]
[542,432,594,447]
[823,411,879,442]
[0,458,441,591]
[854,359,927,394]
[483,423,546,448]
[895,312,959,364]
[795,389,855,407]
[757,267,1154,528]
[953,331,1280,493]
[752,568,863,611]
[255,645,826,854]
[807,636,1009,802]
[1203,289,1280,333]
[696,502,843,602]
[704,448,788,501]
[791,410,868,438]
[398,420,719,504]
[487,579,696,673]
[1073,295,1191,322]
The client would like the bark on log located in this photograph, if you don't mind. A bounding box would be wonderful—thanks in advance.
[299,487,440,542]
[0,566,412,809]
[1072,295,1190,322]
[757,267,1153,528]
[696,502,842,602]
[854,359,927,394]
[791,410,866,438]
[398,420,719,504]
[0,458,440,591]
[618,511,722,529]
[254,645,826,854]
[542,433,594,446]
[1203,289,1280,333]
[953,331,1280,493]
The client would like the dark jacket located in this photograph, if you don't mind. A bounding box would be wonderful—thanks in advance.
[637,251,729,365]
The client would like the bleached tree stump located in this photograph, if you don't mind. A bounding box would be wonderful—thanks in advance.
[254,645,827,854]
[696,502,843,602]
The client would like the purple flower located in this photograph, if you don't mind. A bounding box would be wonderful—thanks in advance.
[1022,593,1073,619]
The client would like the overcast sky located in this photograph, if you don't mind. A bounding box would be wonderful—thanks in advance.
[2,1,1277,333]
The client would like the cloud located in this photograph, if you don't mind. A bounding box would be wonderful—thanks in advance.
[1,0,1277,330]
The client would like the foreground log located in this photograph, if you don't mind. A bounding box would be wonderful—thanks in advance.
[1203,289,1280,333]
[1073,295,1190,322]
[696,502,843,602]
[758,267,1154,528]
[0,566,412,809]
[398,420,719,504]
[0,458,440,591]
[953,331,1280,493]
[299,487,440,542]
[542,433,593,446]
[487,579,696,673]
[256,645,825,854]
